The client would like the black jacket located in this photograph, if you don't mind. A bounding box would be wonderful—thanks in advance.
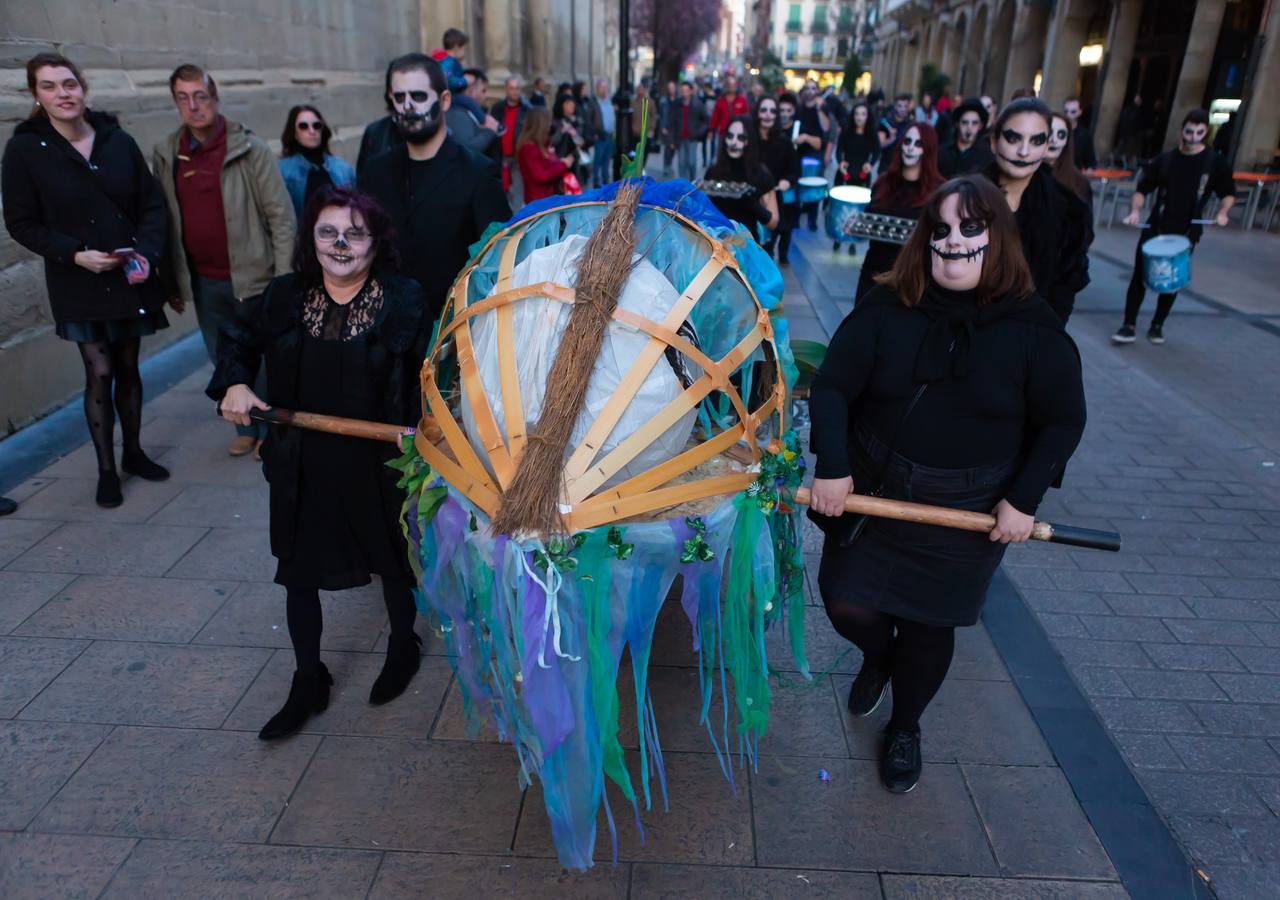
[986,164,1093,323]
[358,138,511,326]
[205,272,430,557]
[355,116,404,180]
[2,110,168,324]
[938,139,994,178]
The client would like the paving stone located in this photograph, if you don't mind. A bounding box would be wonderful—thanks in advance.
[950,624,1010,682]
[1071,667,1134,698]
[629,862,873,898]
[752,755,996,875]
[147,483,271,529]
[1166,734,1280,775]
[1165,619,1266,646]
[1205,578,1280,600]
[1118,669,1229,701]
[0,832,136,900]
[1140,643,1246,672]
[4,522,207,576]
[1092,698,1204,734]
[165,527,276,582]
[0,571,75,634]
[370,853,631,900]
[962,764,1116,880]
[159,443,270,488]
[1167,815,1252,868]
[880,875,1126,898]
[0,636,89,717]
[1196,507,1266,525]
[0,517,60,567]
[1186,596,1276,622]
[192,581,387,651]
[1250,776,1280,817]
[9,476,185,525]
[1069,551,1153,573]
[1163,538,1249,559]
[765,602,860,676]
[1021,590,1109,615]
[1102,593,1195,618]
[0,720,111,829]
[276,736,521,854]
[1124,572,1211,596]
[1189,702,1280,738]
[1051,638,1153,669]
[1137,771,1273,817]
[1113,732,1185,770]
[101,840,383,899]
[1047,570,1135,593]
[1250,623,1280,646]
[1229,646,1280,675]
[1204,862,1280,898]
[15,575,233,643]
[1138,555,1232,577]
[1211,672,1280,704]
[34,725,319,840]
[1079,614,1177,642]
[1034,612,1089,638]
[1002,567,1058,591]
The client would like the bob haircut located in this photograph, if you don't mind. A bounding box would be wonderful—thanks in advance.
[293,186,399,287]
[876,175,1035,307]
[280,105,332,157]
[26,53,88,120]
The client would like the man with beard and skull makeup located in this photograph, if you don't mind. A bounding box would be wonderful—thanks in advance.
[358,54,511,329]
[211,186,434,740]
[809,175,1085,794]
[938,98,993,178]
[702,116,778,240]
[854,123,943,303]
[1112,109,1235,345]
[982,97,1093,324]
[756,96,800,263]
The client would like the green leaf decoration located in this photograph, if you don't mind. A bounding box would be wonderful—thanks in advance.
[606,527,634,561]
[620,98,650,180]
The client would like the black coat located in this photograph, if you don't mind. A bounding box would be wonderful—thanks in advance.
[358,138,512,326]
[2,110,168,325]
[205,272,430,558]
[355,116,403,180]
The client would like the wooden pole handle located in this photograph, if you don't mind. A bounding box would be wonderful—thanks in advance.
[215,403,411,446]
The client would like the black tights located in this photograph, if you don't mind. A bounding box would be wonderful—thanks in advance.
[286,575,418,674]
[77,338,143,473]
[824,598,955,732]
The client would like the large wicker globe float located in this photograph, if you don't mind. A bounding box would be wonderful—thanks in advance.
[392,177,810,869]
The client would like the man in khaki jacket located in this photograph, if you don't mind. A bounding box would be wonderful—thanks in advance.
[153,64,295,457]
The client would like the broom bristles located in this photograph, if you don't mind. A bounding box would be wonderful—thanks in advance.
[492,182,643,538]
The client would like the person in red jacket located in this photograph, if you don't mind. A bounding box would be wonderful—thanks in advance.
[515,107,575,203]
[709,74,751,137]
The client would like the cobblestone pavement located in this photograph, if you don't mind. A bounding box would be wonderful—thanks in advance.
[0,269,1132,894]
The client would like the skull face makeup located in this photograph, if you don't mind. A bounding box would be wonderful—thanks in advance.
[900,126,924,168]
[390,68,444,144]
[1180,121,1208,152]
[992,111,1049,179]
[1046,115,1069,162]
[725,121,748,158]
[929,193,988,290]
[314,205,375,281]
[757,99,777,130]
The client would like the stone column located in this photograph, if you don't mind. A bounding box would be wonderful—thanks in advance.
[421,0,466,59]
[1235,3,1280,169]
[985,0,1017,102]
[1002,1,1048,100]
[1163,0,1228,148]
[1093,0,1142,159]
[1039,0,1091,107]
[940,19,961,86]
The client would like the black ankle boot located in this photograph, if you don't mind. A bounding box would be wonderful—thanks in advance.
[122,451,170,481]
[258,664,333,741]
[880,726,922,794]
[369,633,422,705]
[847,663,891,717]
[96,470,123,508]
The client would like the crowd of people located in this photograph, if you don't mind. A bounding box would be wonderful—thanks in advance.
[0,29,1238,794]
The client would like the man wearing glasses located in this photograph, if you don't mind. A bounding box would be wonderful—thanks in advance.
[358,54,511,328]
[153,64,295,458]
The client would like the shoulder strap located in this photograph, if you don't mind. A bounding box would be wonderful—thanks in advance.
[867,380,928,493]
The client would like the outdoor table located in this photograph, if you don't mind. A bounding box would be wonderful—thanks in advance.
[1084,168,1133,226]
[1233,172,1280,230]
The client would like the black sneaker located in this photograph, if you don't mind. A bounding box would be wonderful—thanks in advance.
[847,663,891,717]
[1147,323,1165,344]
[1111,325,1137,344]
[880,727,922,793]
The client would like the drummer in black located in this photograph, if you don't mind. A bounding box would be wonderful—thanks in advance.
[809,176,1086,793]
[755,96,799,264]
[703,115,778,241]
[1113,108,1235,345]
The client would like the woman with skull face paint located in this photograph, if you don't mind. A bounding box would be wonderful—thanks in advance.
[1044,112,1091,205]
[756,97,800,263]
[833,101,880,254]
[982,98,1093,324]
[853,123,943,303]
[809,176,1086,793]
[209,187,434,740]
[703,115,778,239]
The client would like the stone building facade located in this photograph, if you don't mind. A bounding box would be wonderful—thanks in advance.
[0,1,618,435]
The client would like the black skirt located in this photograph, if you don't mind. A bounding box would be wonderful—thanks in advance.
[818,424,1017,627]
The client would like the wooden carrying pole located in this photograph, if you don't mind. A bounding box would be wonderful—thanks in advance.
[221,406,1122,552]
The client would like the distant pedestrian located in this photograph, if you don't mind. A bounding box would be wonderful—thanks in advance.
[757,95,799,262]
[702,116,778,240]
[937,98,993,177]
[708,75,750,140]
[429,27,487,126]
[278,105,355,219]
[878,93,913,150]
[447,68,502,162]
[1045,112,1092,205]
[979,95,996,122]
[1115,94,1144,161]
[1063,96,1097,170]
[833,100,879,253]
[583,78,615,188]
[153,63,295,459]
[517,107,573,202]
[3,53,172,507]
[913,91,938,127]
[796,81,829,230]
[1113,108,1235,345]
[530,77,548,108]
[672,80,710,182]
[658,80,678,176]
[630,80,658,158]
[492,76,531,200]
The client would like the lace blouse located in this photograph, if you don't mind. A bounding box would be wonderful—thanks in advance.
[301,277,384,341]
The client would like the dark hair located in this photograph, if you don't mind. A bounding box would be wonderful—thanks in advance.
[894,93,912,104]
[294,186,398,287]
[1182,108,1210,128]
[778,91,799,110]
[1009,87,1037,101]
[877,176,1035,306]
[281,105,332,157]
[463,67,487,85]
[872,121,943,207]
[442,28,469,50]
[1049,112,1090,202]
[1064,95,1081,106]
[850,100,871,132]
[25,53,88,120]
[552,92,577,121]
[953,97,989,128]
[385,53,445,108]
[169,63,218,99]
[992,96,1052,137]
[706,115,762,180]
[753,94,779,139]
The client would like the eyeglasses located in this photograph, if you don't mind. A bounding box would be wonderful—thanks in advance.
[297,121,324,132]
[314,226,372,245]
[391,90,432,105]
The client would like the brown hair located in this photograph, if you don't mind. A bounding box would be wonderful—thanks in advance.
[168,63,219,99]
[281,104,333,156]
[876,175,1035,307]
[1049,112,1091,203]
[25,53,88,119]
[516,106,553,151]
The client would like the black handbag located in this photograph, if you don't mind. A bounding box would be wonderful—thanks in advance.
[808,381,929,548]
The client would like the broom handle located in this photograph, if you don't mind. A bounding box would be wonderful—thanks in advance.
[217,405,1120,551]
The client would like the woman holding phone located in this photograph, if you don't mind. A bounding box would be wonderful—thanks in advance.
[2,53,171,507]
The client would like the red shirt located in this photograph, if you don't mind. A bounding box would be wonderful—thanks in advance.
[709,94,750,135]
[501,103,520,157]
[175,117,231,280]
[681,105,690,140]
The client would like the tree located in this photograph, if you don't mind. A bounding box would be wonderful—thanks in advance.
[759,49,786,93]
[919,63,951,100]
[842,52,865,97]
[631,0,724,86]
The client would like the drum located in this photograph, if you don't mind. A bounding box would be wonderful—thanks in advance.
[779,185,797,206]
[825,185,871,243]
[800,157,823,180]
[1141,234,1192,293]
[798,176,828,205]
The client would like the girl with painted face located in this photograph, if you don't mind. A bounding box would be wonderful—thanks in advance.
[212,186,434,741]
[808,175,1086,794]
[854,123,943,303]
[703,115,779,240]
[1046,112,1092,205]
[834,101,881,253]
[984,97,1093,323]
[755,97,801,264]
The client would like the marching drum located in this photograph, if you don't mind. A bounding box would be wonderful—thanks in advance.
[798,176,829,205]
[1141,234,1192,293]
[825,185,871,243]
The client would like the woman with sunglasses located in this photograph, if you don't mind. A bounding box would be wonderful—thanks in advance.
[210,186,432,741]
[854,122,943,303]
[278,105,355,219]
[983,98,1093,324]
